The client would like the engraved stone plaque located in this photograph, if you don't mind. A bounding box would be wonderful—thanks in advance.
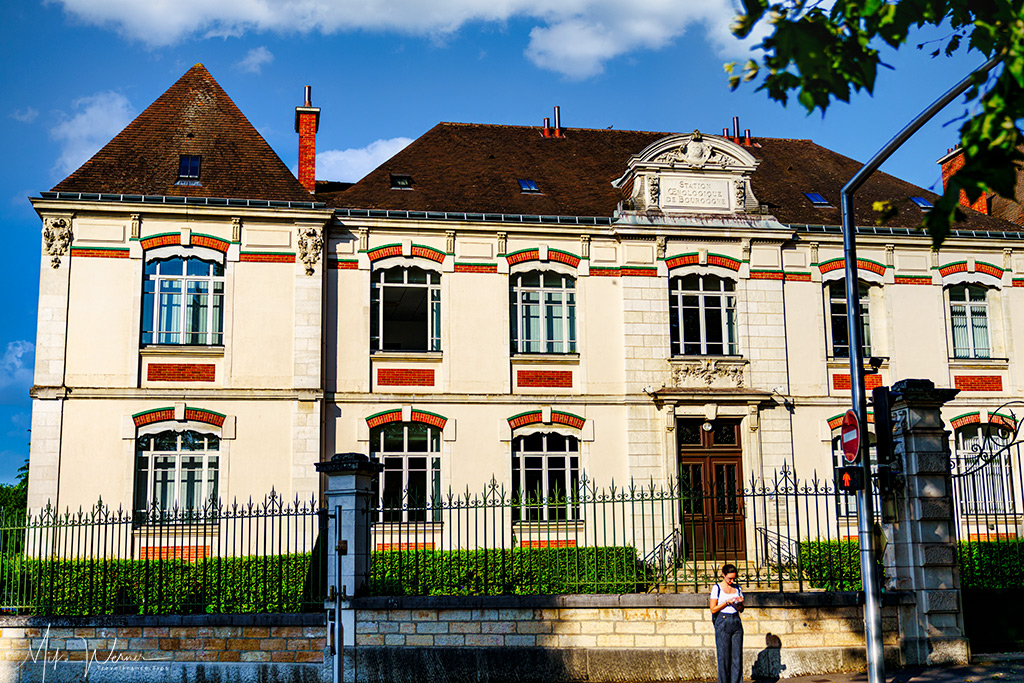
[660,175,731,211]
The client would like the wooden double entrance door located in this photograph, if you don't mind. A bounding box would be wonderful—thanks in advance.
[677,418,746,560]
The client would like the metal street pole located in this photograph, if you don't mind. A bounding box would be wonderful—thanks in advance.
[840,55,999,683]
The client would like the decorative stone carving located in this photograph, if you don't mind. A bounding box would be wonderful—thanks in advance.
[580,234,591,259]
[671,359,746,388]
[357,228,369,252]
[130,214,141,240]
[648,175,660,205]
[446,231,456,255]
[931,247,939,269]
[885,244,895,268]
[734,178,746,208]
[656,236,666,260]
[809,242,819,266]
[1004,248,1013,270]
[741,238,751,264]
[497,232,507,256]
[42,217,72,269]
[297,226,324,276]
[231,217,242,243]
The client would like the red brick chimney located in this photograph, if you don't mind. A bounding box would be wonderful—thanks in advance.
[295,85,321,193]
[938,146,988,214]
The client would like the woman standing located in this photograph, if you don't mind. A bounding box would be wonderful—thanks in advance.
[709,563,744,683]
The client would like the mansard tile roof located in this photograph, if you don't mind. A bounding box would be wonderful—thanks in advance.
[52,64,311,202]
[330,122,1016,232]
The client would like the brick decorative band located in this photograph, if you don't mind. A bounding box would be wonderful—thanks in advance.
[506,249,581,268]
[520,540,576,548]
[140,233,181,250]
[750,270,783,280]
[365,409,447,429]
[330,259,359,269]
[367,244,402,261]
[132,407,225,428]
[976,261,1004,278]
[950,412,981,429]
[192,234,230,252]
[377,368,435,386]
[832,373,882,391]
[938,261,1004,279]
[664,253,699,269]
[147,363,216,382]
[508,410,585,430]
[818,258,886,276]
[376,543,435,551]
[895,275,933,285]
[589,268,620,277]
[938,261,968,277]
[411,245,446,263]
[240,252,296,263]
[70,247,130,258]
[588,267,658,277]
[454,263,498,273]
[1014,278,1024,287]
[707,254,741,271]
[517,370,572,388]
[140,545,210,561]
[954,375,1003,392]
[827,412,875,430]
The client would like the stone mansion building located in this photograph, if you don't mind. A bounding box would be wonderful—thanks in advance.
[26,64,1024,552]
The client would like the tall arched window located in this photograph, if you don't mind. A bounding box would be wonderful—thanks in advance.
[669,273,737,356]
[826,280,871,359]
[142,257,224,345]
[953,423,1014,515]
[511,432,580,521]
[948,285,991,359]
[371,266,441,352]
[134,430,219,515]
[370,422,442,522]
[510,271,576,354]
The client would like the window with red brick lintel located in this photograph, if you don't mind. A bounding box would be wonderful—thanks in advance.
[948,285,991,359]
[372,422,441,524]
[142,256,224,346]
[510,271,576,354]
[512,432,580,522]
[134,430,219,517]
[371,266,440,352]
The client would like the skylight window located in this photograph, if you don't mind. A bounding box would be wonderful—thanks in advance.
[804,192,831,207]
[518,179,540,193]
[390,174,413,189]
[176,155,201,186]
[911,197,933,211]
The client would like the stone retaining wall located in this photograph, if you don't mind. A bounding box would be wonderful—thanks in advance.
[348,593,909,682]
[0,613,329,683]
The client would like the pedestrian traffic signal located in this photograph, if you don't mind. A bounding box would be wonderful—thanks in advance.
[835,466,865,492]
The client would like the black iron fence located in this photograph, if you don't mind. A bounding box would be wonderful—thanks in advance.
[0,492,326,615]
[364,465,866,596]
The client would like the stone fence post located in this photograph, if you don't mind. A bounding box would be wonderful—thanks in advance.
[315,452,382,683]
[885,379,968,666]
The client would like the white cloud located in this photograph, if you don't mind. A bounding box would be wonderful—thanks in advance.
[0,341,34,406]
[312,137,414,183]
[236,46,274,74]
[10,107,39,123]
[49,91,135,177]
[50,0,757,79]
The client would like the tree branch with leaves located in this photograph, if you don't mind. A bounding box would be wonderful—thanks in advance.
[727,0,1024,245]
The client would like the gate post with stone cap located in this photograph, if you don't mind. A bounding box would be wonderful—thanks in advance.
[885,379,969,666]
[315,452,382,683]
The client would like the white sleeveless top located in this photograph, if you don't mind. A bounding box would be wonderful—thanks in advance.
[711,583,743,614]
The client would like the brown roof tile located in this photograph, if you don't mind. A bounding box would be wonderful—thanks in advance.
[330,122,1018,232]
[53,64,311,202]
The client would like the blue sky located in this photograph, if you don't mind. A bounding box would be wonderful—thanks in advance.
[0,1,987,482]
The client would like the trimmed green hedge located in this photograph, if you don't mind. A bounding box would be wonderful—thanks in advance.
[369,546,649,595]
[1,553,325,615]
[798,539,865,591]
[958,539,1024,589]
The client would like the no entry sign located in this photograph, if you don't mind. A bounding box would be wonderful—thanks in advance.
[841,409,861,464]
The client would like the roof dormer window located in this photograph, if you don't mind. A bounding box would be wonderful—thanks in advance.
[176,155,202,186]
[390,173,413,189]
[518,179,540,193]
[911,197,933,211]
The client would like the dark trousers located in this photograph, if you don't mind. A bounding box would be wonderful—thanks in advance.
[714,612,743,683]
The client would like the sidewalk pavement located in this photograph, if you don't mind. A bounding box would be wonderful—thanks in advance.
[763,653,1024,683]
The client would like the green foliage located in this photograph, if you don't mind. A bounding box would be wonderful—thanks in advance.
[958,539,1024,589]
[2,553,325,616]
[798,539,864,591]
[728,0,1024,246]
[368,546,650,596]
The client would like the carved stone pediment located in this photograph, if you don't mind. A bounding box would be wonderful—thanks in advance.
[670,358,747,389]
[612,131,760,217]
